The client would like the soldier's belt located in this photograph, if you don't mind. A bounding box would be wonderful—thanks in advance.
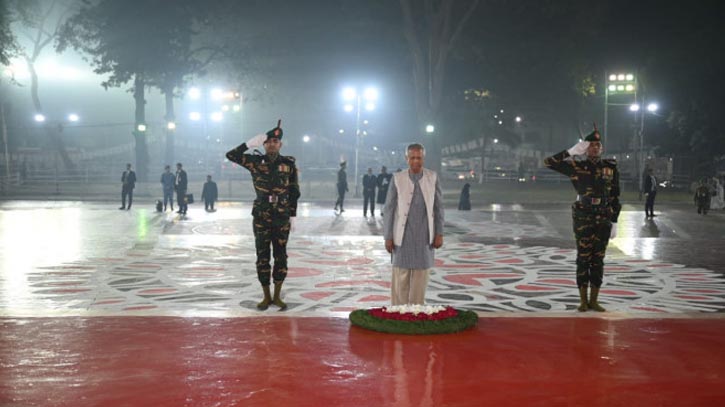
[576,195,608,206]
[256,194,287,204]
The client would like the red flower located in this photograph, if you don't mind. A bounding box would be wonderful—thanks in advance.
[367,306,459,322]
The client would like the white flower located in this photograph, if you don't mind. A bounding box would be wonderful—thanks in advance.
[383,304,447,315]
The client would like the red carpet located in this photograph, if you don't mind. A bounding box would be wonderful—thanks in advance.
[1,316,724,406]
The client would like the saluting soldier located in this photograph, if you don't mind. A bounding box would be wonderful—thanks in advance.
[226,121,300,310]
[544,125,621,312]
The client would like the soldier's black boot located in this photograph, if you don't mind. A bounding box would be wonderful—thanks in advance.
[577,286,588,312]
[257,285,272,310]
[588,287,606,312]
[272,282,288,311]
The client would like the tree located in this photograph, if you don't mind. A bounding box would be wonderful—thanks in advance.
[11,0,79,171]
[0,0,19,66]
[399,0,479,171]
[58,0,214,180]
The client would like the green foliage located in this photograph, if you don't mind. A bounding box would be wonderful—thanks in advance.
[57,0,214,91]
[349,308,478,335]
[0,0,19,66]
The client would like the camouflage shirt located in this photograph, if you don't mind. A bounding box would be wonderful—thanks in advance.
[544,150,622,222]
[226,143,301,216]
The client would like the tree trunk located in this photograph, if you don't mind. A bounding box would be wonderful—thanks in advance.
[133,74,148,181]
[26,56,75,171]
[163,84,175,166]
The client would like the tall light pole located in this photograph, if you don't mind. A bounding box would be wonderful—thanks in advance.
[604,72,637,144]
[342,86,378,197]
[630,101,659,199]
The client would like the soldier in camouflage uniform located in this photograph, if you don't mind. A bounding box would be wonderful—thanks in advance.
[544,126,621,312]
[226,121,300,310]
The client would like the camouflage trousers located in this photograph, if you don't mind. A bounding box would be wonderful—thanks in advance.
[252,208,291,286]
[572,210,612,288]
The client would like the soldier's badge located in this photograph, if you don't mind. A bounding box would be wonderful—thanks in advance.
[279,164,289,173]
[603,168,613,177]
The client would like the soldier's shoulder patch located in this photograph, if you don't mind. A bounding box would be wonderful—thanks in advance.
[282,155,296,163]
[603,158,617,165]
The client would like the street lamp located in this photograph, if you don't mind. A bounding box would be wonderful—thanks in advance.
[631,100,659,199]
[341,85,379,197]
[185,86,241,172]
[604,71,638,142]
[426,124,435,134]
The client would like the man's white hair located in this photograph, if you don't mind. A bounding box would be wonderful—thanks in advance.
[405,143,426,157]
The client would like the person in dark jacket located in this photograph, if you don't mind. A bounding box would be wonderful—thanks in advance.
[362,167,377,217]
[175,162,188,215]
[120,163,136,210]
[458,183,471,210]
[376,166,392,216]
[334,161,348,213]
[201,175,218,212]
[694,179,712,215]
[160,165,175,212]
[643,167,658,218]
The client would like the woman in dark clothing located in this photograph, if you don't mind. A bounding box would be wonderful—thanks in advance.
[458,183,471,210]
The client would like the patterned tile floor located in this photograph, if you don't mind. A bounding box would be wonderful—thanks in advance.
[1,200,723,317]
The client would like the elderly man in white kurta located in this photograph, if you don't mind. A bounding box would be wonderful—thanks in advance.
[383,143,444,305]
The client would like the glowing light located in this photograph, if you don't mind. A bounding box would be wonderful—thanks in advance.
[167,121,176,130]
[221,105,230,112]
[617,74,625,81]
[342,87,357,101]
[339,129,345,134]
[515,116,522,123]
[426,124,435,133]
[493,138,499,144]
[626,74,634,81]
[303,135,310,143]
[617,85,625,91]
[609,74,617,81]
[34,114,46,123]
[188,87,201,99]
[363,120,369,125]
[363,87,378,101]
[232,104,241,112]
[67,114,79,122]
[189,112,201,121]
[625,84,635,92]
[608,84,616,92]
[210,88,224,100]
[210,112,223,122]
[630,104,640,112]
[343,104,354,112]
[647,103,659,112]
[364,102,375,111]
[136,124,147,132]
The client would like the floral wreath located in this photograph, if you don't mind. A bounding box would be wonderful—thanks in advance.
[349,305,478,335]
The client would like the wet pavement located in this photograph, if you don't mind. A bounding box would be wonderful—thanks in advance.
[2,200,725,406]
[1,200,724,316]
